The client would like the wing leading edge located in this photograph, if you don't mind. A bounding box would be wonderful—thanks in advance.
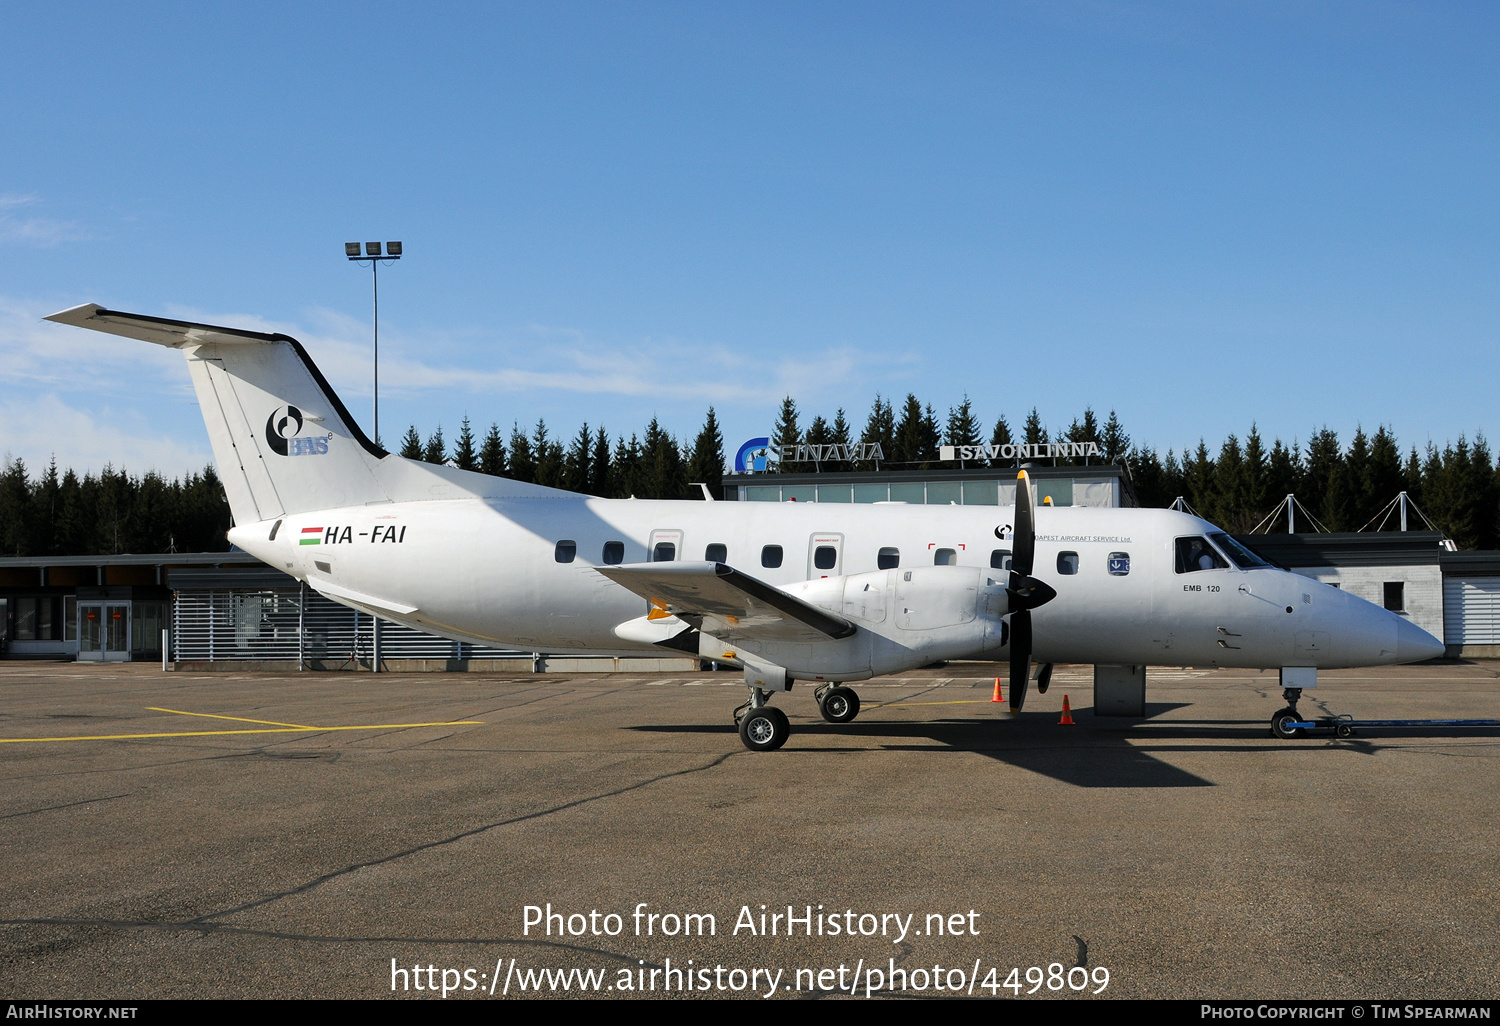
[596,561,856,644]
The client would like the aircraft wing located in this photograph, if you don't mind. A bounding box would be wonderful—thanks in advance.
[596,562,857,644]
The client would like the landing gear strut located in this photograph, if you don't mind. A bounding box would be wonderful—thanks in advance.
[1271,687,1305,739]
[816,685,861,724]
[735,687,789,751]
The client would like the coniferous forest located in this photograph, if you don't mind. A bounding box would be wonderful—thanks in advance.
[3,396,1496,555]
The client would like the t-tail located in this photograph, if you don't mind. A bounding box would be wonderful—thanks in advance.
[45,304,563,526]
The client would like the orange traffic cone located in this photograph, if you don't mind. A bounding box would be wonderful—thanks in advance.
[990,677,1003,703]
[1059,694,1075,725]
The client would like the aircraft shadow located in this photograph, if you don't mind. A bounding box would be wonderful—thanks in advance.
[631,710,1216,789]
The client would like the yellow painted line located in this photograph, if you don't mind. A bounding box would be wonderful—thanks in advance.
[147,707,314,729]
[0,721,483,745]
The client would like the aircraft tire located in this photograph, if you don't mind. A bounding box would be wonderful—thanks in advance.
[1271,708,1304,740]
[819,687,860,724]
[739,706,790,752]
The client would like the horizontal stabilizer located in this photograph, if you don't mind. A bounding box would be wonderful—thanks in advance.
[45,304,290,349]
[596,561,856,644]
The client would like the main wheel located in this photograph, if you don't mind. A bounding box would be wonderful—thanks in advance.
[1271,707,1304,740]
[818,686,861,723]
[738,706,790,751]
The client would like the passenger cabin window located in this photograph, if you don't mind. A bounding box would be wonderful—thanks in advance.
[652,542,677,562]
[602,541,624,565]
[814,546,837,570]
[554,540,577,563]
[762,545,783,568]
[877,546,900,570]
[991,549,1012,571]
[705,543,727,563]
[1057,552,1080,575]
[1175,537,1228,574]
[1107,552,1130,576]
[934,548,957,566]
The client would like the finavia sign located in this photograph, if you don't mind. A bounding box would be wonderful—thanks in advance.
[734,438,886,472]
[941,442,1101,461]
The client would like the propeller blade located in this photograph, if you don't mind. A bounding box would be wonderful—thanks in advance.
[1035,662,1054,695]
[1013,469,1035,578]
[1008,609,1032,713]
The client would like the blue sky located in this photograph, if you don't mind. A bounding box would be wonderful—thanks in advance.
[2,2,1496,478]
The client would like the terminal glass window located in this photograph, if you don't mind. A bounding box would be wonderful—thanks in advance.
[816,485,851,503]
[1175,537,1228,574]
[889,482,925,504]
[602,541,625,565]
[855,484,890,503]
[927,482,961,505]
[1207,533,1271,569]
[877,547,900,570]
[783,485,815,503]
[554,540,577,563]
[963,481,998,505]
[705,543,727,563]
[1057,552,1080,575]
[762,545,783,568]
[934,548,957,566]
[991,549,1012,571]
[1108,552,1130,576]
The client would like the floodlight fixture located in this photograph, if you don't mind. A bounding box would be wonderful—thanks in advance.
[365,241,382,257]
[386,241,402,256]
[344,242,360,257]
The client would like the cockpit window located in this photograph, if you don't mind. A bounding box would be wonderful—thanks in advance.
[1208,533,1271,570]
[1175,536,1229,574]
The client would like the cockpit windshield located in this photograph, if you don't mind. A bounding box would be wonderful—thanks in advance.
[1208,532,1272,570]
[1175,537,1228,573]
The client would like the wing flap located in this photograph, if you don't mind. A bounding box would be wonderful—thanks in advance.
[597,562,856,644]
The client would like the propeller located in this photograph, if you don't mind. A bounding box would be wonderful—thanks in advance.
[1007,469,1057,714]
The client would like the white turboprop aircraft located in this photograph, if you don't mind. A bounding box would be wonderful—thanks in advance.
[47,304,1445,751]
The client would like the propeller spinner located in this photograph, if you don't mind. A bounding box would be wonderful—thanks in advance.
[1007,469,1057,714]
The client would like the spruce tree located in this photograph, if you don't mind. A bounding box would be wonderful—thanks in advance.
[423,425,447,465]
[479,422,507,477]
[860,395,895,469]
[686,408,725,498]
[453,416,478,472]
[508,422,536,483]
[771,396,802,473]
[400,425,423,460]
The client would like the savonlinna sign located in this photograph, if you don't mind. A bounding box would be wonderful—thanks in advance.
[938,442,1101,462]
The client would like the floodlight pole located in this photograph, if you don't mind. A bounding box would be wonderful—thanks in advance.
[344,241,403,447]
[343,241,402,675]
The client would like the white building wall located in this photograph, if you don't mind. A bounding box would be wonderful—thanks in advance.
[1291,564,1445,645]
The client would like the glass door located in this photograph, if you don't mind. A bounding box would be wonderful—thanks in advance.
[78,603,131,661]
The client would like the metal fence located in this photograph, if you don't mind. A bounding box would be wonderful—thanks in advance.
[169,570,524,665]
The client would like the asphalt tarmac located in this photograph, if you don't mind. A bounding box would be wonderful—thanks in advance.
[2,659,1497,1000]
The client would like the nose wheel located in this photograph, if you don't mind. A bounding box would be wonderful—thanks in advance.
[1271,687,1306,739]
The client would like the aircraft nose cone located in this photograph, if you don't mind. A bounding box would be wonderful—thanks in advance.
[1395,617,1444,663]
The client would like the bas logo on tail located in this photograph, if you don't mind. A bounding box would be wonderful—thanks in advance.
[265,405,329,457]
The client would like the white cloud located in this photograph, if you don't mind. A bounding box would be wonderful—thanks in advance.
[162,302,895,409]
[0,392,212,480]
[0,195,91,247]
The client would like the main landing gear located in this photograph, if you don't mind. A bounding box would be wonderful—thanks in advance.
[815,684,861,724]
[734,687,790,752]
[732,683,864,751]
